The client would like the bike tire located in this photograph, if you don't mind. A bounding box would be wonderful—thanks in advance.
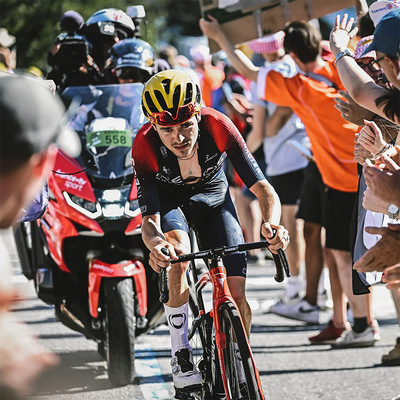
[218,301,263,400]
[104,278,136,386]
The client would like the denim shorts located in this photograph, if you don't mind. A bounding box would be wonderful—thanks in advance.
[159,171,247,277]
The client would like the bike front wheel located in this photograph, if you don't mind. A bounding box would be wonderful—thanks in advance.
[218,301,263,400]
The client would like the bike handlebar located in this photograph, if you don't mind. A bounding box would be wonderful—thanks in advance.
[159,240,291,304]
[171,241,291,281]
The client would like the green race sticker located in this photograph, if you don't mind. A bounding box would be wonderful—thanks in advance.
[86,130,132,148]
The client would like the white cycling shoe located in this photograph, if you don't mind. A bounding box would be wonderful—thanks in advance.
[171,348,203,391]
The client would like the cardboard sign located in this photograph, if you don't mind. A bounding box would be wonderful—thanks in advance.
[199,0,353,52]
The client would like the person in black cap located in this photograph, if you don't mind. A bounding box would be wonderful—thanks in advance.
[0,74,77,397]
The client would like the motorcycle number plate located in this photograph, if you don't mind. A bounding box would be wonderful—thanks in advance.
[86,130,132,148]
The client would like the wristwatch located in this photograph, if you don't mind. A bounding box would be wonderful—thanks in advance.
[388,204,400,220]
[334,49,355,66]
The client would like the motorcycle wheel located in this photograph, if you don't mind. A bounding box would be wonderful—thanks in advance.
[104,278,136,386]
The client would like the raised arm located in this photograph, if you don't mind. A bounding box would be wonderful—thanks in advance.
[199,15,259,82]
[329,15,399,124]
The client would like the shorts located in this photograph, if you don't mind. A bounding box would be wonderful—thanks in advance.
[297,162,326,225]
[269,168,306,206]
[297,162,356,251]
[159,172,247,277]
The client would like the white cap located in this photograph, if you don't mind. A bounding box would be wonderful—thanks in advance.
[369,0,400,26]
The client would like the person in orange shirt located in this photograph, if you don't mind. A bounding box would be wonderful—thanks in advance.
[190,44,225,107]
[200,16,379,347]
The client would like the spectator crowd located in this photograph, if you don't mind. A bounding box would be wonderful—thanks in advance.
[0,0,399,397]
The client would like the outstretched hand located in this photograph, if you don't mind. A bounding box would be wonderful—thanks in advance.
[329,14,358,57]
[199,14,223,41]
[357,120,386,156]
[335,91,374,126]
[353,223,400,272]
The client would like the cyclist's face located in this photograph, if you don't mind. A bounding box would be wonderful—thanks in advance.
[154,116,199,158]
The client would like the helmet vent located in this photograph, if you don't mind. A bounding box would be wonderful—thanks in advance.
[144,91,159,114]
[154,90,168,110]
[184,83,193,105]
[161,78,171,94]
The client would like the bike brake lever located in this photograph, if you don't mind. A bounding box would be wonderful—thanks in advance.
[268,229,291,282]
[159,248,170,304]
[272,249,291,282]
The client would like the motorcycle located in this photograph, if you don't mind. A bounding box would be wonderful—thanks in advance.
[13,83,165,386]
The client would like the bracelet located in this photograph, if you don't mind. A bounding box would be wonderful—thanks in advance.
[334,49,355,66]
[374,143,390,157]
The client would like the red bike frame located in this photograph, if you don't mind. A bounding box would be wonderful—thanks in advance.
[196,263,265,399]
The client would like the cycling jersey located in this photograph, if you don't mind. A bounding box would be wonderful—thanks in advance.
[132,107,265,217]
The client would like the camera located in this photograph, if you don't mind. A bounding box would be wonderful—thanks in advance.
[126,5,146,38]
[50,33,90,73]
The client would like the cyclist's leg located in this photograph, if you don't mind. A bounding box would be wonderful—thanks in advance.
[189,182,250,334]
[161,209,202,394]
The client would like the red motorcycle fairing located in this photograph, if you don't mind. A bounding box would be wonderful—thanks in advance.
[88,259,147,318]
[40,150,104,272]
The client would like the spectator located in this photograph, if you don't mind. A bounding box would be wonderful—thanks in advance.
[333,33,399,364]
[0,28,16,72]
[0,75,78,397]
[200,15,378,348]
[244,32,309,313]
[190,44,225,107]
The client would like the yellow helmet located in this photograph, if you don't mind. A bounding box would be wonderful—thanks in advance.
[142,69,202,126]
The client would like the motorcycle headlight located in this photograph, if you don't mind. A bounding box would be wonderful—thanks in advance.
[102,204,124,218]
[102,189,121,202]
[124,199,141,217]
[63,192,102,219]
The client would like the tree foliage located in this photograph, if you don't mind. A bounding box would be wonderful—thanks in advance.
[0,0,202,73]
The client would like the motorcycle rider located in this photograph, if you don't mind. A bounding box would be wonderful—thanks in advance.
[47,8,136,92]
[132,69,289,397]
[105,37,156,84]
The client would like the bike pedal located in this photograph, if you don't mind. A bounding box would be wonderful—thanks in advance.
[174,386,203,400]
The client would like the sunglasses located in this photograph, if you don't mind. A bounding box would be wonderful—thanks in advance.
[116,67,149,83]
[357,56,385,74]
[148,103,197,126]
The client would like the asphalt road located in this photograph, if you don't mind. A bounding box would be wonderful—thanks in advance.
[3,228,400,400]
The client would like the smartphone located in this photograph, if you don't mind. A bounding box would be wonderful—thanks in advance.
[286,139,313,161]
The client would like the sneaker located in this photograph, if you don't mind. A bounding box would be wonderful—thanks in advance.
[309,320,350,345]
[371,319,381,341]
[332,326,376,348]
[382,337,400,366]
[171,348,202,390]
[317,290,333,311]
[270,299,320,325]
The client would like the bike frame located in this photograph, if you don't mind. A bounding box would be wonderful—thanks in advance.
[194,257,265,399]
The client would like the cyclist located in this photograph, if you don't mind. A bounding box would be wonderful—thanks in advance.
[131,69,289,397]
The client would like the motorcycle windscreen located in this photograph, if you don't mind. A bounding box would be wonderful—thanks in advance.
[63,84,146,186]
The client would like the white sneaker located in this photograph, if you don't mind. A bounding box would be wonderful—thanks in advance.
[317,290,333,310]
[332,326,376,348]
[270,299,320,325]
[171,348,202,390]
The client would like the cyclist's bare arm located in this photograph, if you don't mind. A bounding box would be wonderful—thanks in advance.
[250,180,289,253]
[141,214,177,273]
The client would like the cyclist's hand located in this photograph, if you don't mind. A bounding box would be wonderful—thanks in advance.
[262,223,289,254]
[149,242,178,273]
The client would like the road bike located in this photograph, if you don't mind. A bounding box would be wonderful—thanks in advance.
[160,240,290,399]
